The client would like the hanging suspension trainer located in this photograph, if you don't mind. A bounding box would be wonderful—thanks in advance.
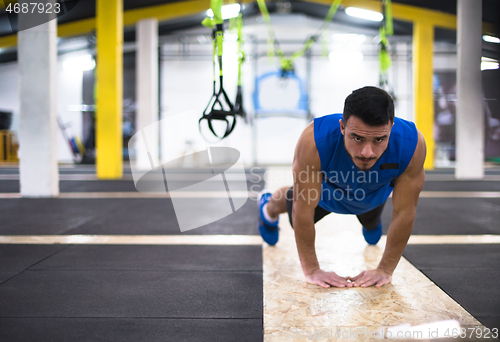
[234,8,247,122]
[378,0,395,100]
[200,0,237,140]
[256,0,342,78]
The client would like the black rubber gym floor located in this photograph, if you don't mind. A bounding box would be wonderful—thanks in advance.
[0,166,499,340]
[402,245,500,330]
[0,167,264,342]
[0,247,263,341]
[0,198,263,235]
[381,197,500,235]
[396,169,500,332]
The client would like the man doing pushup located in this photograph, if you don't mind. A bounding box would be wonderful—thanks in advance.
[258,86,426,289]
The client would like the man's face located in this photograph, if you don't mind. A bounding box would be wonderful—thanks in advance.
[340,116,393,171]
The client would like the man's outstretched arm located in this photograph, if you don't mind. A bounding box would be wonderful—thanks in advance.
[350,129,426,287]
[292,123,351,288]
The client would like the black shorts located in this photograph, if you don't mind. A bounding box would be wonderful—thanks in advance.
[285,187,386,230]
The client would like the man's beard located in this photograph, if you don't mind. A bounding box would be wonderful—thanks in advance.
[344,148,381,171]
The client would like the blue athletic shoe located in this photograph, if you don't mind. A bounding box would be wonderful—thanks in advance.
[258,191,279,246]
[363,221,382,245]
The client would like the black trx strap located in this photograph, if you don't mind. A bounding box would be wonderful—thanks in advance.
[200,0,237,140]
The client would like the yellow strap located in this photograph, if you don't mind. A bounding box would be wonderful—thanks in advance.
[256,0,285,63]
[322,0,342,57]
[212,0,223,24]
[256,0,343,69]
[237,12,244,85]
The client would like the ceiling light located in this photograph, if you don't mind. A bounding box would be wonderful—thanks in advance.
[482,35,500,44]
[206,4,241,20]
[345,7,383,22]
[481,57,499,71]
[63,54,95,73]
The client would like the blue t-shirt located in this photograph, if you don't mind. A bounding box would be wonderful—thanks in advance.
[313,113,418,215]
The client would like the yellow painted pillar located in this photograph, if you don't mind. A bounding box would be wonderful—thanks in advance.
[413,20,435,170]
[96,0,123,179]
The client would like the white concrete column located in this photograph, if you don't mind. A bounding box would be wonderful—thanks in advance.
[455,0,484,179]
[18,0,59,197]
[135,18,159,169]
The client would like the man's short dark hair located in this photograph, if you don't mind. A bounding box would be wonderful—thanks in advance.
[343,86,394,126]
